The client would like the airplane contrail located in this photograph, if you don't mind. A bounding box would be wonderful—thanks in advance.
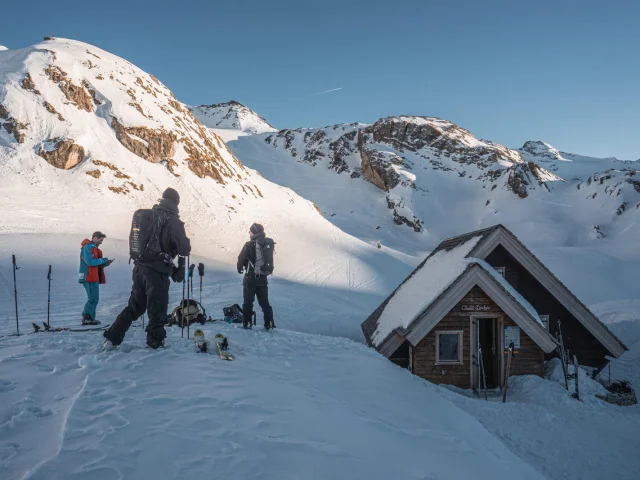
[311,87,343,96]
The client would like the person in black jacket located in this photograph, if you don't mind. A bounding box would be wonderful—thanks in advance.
[104,188,191,349]
[237,223,274,330]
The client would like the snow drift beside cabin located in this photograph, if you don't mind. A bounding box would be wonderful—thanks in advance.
[371,235,482,346]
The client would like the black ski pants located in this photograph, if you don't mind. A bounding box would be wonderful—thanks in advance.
[106,265,170,345]
[243,276,273,326]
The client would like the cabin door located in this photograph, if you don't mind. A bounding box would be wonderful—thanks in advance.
[471,316,501,390]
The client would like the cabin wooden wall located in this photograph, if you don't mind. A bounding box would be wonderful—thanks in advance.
[484,245,609,367]
[412,286,544,389]
[503,315,545,377]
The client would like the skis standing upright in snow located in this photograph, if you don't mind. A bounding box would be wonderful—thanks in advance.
[502,342,515,403]
[478,346,488,401]
[572,354,580,401]
[557,320,569,390]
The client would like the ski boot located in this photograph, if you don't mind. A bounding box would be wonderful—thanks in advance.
[264,321,275,331]
[82,314,101,326]
[146,333,164,349]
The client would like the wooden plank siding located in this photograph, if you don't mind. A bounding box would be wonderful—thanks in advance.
[503,315,545,377]
[484,245,609,367]
[412,285,544,389]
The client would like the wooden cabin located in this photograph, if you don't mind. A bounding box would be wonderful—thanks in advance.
[361,225,628,390]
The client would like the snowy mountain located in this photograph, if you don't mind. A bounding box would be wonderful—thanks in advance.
[226,116,639,254]
[0,46,8,52]
[0,37,410,313]
[189,100,276,139]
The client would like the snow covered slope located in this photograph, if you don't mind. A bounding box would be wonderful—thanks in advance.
[227,117,639,253]
[189,100,276,137]
[0,38,410,308]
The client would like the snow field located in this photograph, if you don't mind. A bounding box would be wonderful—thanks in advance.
[1,322,548,480]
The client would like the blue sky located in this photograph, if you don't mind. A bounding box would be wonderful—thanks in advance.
[2,0,638,159]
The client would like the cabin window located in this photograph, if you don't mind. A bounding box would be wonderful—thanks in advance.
[540,315,549,330]
[436,331,463,364]
[494,266,506,278]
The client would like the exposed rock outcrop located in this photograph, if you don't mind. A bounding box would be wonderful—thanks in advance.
[359,147,402,191]
[21,73,41,95]
[43,101,65,121]
[45,66,94,112]
[111,118,176,163]
[38,139,85,169]
[0,104,28,143]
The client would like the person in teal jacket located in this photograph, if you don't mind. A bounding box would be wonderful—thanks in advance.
[78,231,113,325]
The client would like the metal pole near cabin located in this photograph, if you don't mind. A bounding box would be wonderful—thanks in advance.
[12,255,20,336]
[47,265,52,328]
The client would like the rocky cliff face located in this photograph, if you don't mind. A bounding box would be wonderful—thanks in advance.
[0,37,246,188]
[259,116,561,232]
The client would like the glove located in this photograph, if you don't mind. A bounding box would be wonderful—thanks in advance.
[238,267,244,274]
[171,257,186,283]
[105,258,114,266]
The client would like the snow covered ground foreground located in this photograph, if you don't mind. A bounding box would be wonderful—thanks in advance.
[1,324,552,480]
[1,235,639,480]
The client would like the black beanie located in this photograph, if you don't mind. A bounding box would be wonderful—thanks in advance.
[250,223,264,234]
[162,187,180,205]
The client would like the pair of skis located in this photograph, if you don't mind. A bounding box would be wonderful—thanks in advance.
[193,329,233,360]
[557,320,580,400]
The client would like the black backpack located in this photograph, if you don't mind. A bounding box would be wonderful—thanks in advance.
[129,209,168,263]
[223,304,243,323]
[253,238,275,276]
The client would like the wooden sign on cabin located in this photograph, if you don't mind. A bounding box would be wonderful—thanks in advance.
[461,304,492,312]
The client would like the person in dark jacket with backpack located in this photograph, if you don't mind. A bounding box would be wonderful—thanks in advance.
[237,223,275,330]
[104,188,191,349]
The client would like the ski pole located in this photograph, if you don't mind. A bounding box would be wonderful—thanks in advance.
[12,255,20,336]
[47,265,52,328]
[189,264,195,298]
[197,263,204,305]
[187,255,191,339]
[181,257,186,338]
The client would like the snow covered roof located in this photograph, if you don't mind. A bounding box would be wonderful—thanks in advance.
[369,235,483,347]
[362,224,627,358]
